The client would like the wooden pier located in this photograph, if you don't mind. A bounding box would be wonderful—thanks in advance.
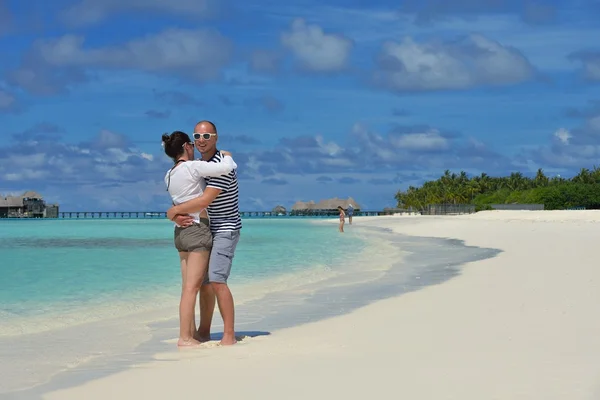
[57,211,167,219]
[48,210,394,219]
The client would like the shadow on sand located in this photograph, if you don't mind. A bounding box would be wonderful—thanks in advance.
[213,330,272,341]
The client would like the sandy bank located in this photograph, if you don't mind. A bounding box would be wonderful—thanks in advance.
[44,211,600,400]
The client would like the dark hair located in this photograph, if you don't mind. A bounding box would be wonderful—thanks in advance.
[162,131,191,160]
[195,120,218,134]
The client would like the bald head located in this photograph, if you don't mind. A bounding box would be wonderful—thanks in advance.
[194,120,217,133]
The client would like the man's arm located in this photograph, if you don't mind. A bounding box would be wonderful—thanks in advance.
[189,155,236,178]
[167,187,222,220]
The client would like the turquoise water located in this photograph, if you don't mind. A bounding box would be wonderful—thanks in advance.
[0,218,365,334]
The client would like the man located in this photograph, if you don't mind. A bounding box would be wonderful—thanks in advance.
[167,120,241,346]
[347,203,354,225]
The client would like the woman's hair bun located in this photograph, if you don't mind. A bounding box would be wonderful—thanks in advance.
[162,130,190,160]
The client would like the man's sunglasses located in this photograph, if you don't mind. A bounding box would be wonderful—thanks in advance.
[193,133,217,140]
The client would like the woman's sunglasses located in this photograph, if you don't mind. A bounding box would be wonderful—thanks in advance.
[193,133,217,140]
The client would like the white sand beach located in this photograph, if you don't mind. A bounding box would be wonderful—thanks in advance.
[43,211,600,400]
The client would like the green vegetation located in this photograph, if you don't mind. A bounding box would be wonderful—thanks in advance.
[395,168,600,211]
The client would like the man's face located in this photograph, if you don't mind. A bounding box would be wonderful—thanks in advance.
[193,123,218,155]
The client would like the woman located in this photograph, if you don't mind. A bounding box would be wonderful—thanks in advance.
[337,206,345,233]
[162,130,236,347]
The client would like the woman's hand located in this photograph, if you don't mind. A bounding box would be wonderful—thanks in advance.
[221,150,232,157]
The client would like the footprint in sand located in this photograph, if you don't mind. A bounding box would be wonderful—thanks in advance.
[199,335,248,348]
[161,335,249,347]
[155,336,250,360]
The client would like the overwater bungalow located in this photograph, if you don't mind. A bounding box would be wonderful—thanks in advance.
[0,191,59,218]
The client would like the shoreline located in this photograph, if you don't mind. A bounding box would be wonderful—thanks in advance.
[34,211,600,400]
[3,217,498,399]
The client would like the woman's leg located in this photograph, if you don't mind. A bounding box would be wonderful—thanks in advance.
[178,250,210,347]
[179,253,196,338]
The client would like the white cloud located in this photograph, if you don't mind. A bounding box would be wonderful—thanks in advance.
[0,130,168,187]
[0,122,509,211]
[390,129,450,151]
[1,153,50,181]
[18,29,233,86]
[7,29,233,95]
[350,122,397,163]
[527,110,600,169]
[315,135,343,155]
[4,170,50,181]
[320,157,355,168]
[554,128,571,145]
[267,5,596,74]
[96,148,136,163]
[93,129,128,149]
[374,33,535,91]
[60,0,219,27]
[281,18,353,72]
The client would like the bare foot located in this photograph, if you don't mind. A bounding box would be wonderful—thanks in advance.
[194,332,211,343]
[177,337,202,348]
[220,333,237,346]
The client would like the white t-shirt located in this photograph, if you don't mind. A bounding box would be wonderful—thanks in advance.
[164,155,237,225]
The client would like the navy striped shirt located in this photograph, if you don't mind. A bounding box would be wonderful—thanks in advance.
[204,151,242,233]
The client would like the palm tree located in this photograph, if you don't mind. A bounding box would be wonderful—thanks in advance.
[466,179,480,202]
[591,166,600,183]
[573,168,592,184]
[507,172,529,191]
[534,168,549,187]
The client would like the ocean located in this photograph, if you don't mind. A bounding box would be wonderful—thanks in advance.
[0,218,365,336]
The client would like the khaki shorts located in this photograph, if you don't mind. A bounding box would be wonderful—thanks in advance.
[174,218,212,253]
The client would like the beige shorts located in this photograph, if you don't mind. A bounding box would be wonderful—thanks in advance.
[174,218,212,253]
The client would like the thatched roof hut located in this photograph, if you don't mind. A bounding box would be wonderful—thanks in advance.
[0,196,23,207]
[291,197,360,211]
[22,191,43,199]
[272,205,287,214]
[0,191,44,208]
[291,200,315,210]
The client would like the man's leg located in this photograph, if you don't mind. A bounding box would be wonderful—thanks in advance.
[212,282,236,345]
[207,230,240,346]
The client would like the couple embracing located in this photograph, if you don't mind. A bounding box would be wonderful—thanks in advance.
[162,120,241,347]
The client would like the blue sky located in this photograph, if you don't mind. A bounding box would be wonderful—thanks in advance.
[0,0,599,211]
